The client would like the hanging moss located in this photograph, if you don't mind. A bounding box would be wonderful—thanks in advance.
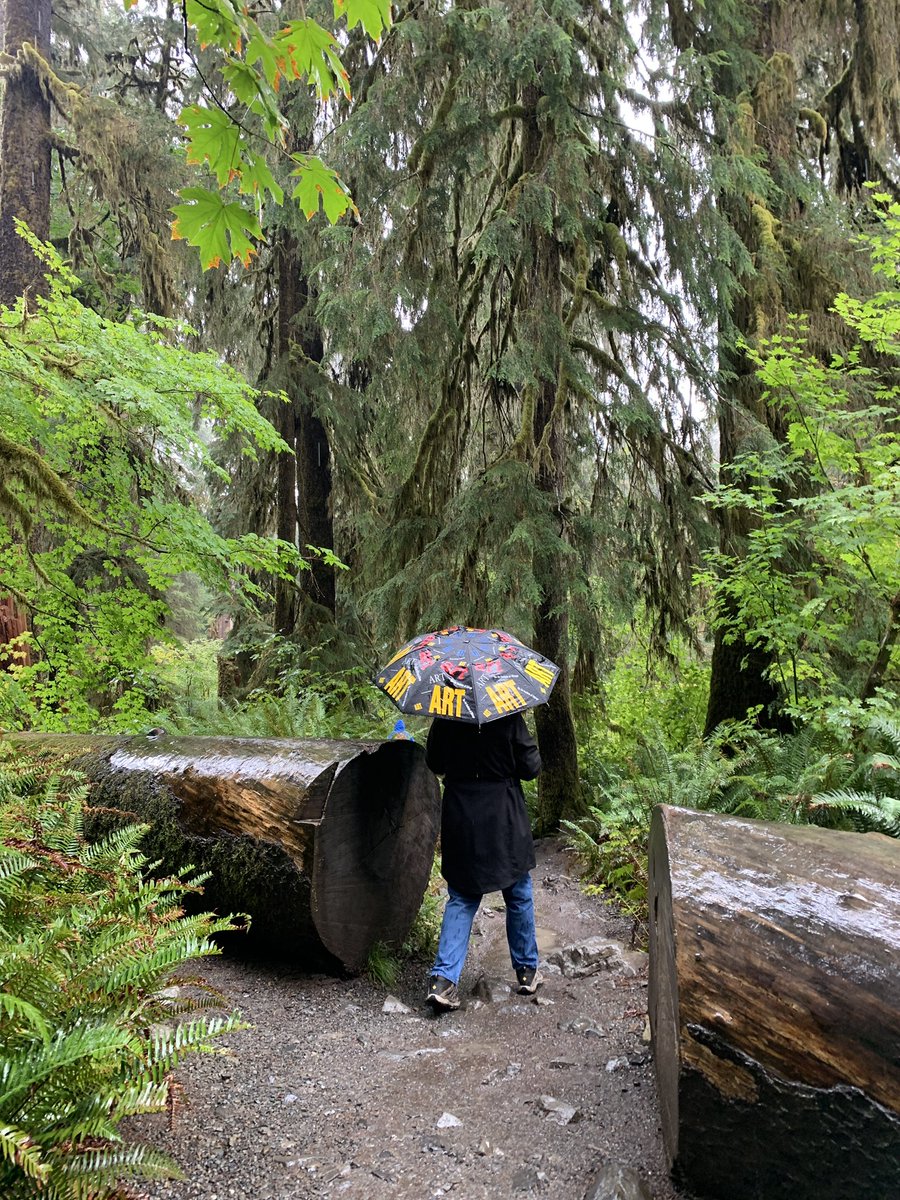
[799,107,828,146]
[20,42,180,316]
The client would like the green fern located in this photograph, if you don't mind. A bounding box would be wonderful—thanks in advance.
[566,707,900,921]
[0,1127,48,1186]
[809,789,900,836]
[0,753,248,1199]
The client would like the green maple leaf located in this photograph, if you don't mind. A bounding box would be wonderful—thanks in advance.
[172,187,263,269]
[184,0,243,52]
[245,29,283,89]
[335,0,391,41]
[179,106,242,187]
[272,19,350,100]
[240,153,284,206]
[290,154,357,223]
[220,58,269,109]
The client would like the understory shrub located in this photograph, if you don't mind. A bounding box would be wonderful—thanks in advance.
[566,702,900,927]
[0,754,247,1198]
[160,662,401,742]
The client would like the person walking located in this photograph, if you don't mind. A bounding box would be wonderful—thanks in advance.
[425,711,543,1011]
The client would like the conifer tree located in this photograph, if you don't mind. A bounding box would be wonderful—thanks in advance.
[0,0,51,304]
[656,0,900,732]
[310,1,717,825]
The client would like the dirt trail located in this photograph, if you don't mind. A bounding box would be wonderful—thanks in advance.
[132,840,686,1199]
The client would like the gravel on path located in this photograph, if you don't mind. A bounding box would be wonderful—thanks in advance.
[127,839,690,1200]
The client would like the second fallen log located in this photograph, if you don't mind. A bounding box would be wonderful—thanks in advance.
[648,803,900,1200]
[5,732,441,971]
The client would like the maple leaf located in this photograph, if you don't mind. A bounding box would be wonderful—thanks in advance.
[184,0,243,52]
[335,0,391,41]
[290,154,357,223]
[179,107,242,188]
[272,19,350,100]
[245,29,283,89]
[220,58,269,109]
[171,187,263,269]
[240,153,284,206]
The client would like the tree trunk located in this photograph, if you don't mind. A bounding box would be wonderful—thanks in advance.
[521,82,580,833]
[274,232,335,636]
[648,803,900,1200]
[6,732,441,971]
[274,236,301,638]
[0,0,51,306]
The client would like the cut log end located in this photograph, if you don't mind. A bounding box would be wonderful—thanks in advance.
[312,740,440,971]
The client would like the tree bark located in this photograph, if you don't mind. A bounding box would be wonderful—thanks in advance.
[521,82,581,833]
[6,732,441,971]
[648,803,900,1200]
[0,0,51,306]
[274,231,335,636]
[274,236,301,638]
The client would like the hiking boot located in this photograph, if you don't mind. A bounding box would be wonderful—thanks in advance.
[427,975,461,1011]
[516,967,544,995]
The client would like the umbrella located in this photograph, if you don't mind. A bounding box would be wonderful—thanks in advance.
[374,625,560,725]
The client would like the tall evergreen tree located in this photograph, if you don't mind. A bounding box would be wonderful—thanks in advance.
[656,0,900,731]
[0,0,51,304]
[308,1,717,825]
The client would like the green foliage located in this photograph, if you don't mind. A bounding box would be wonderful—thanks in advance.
[147,639,220,714]
[124,0,383,266]
[567,699,900,921]
[0,753,246,1198]
[163,641,403,740]
[172,187,263,269]
[364,941,399,990]
[574,629,709,791]
[697,197,900,709]
[0,231,300,731]
[563,795,651,929]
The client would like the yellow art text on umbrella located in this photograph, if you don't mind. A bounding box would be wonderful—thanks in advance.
[428,685,467,717]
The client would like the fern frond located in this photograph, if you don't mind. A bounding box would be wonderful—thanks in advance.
[78,823,149,869]
[57,1140,180,1183]
[0,1125,48,1181]
[0,851,39,890]
[810,789,900,835]
[146,1013,246,1074]
[0,993,51,1044]
[867,714,900,755]
[0,1024,131,1109]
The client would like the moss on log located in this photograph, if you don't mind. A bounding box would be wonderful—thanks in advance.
[4,732,441,971]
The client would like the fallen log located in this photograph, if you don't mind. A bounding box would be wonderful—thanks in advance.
[648,804,900,1200]
[4,731,441,971]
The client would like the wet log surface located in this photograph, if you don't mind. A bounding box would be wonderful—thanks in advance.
[4,732,441,971]
[648,804,900,1200]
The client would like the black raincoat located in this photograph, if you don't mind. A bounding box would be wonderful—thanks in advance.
[425,713,541,896]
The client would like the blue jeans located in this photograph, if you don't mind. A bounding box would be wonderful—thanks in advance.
[431,873,539,984]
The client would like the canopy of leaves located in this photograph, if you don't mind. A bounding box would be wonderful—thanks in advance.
[0,227,299,730]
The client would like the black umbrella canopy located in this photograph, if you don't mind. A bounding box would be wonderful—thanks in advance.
[374,625,560,725]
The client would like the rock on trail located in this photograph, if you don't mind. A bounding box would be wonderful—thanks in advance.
[127,840,688,1199]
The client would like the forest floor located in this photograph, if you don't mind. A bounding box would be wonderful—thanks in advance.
[128,840,689,1200]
